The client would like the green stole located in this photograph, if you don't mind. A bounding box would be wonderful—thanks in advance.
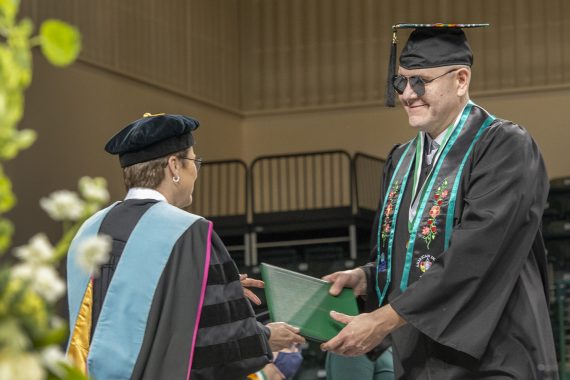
[376,102,496,305]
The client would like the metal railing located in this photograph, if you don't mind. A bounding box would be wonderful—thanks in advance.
[250,150,352,214]
[190,159,248,218]
[353,152,385,218]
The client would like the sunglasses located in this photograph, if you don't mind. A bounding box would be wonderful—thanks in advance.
[392,68,459,97]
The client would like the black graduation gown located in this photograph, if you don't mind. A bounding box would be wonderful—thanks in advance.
[364,119,558,379]
[92,199,272,380]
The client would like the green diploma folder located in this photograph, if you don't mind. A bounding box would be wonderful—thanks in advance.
[260,263,359,342]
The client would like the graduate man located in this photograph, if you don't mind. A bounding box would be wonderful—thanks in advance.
[66,113,304,379]
[322,24,559,379]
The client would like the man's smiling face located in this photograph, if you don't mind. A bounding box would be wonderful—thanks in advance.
[397,66,465,137]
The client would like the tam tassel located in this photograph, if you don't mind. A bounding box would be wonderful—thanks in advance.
[385,28,398,107]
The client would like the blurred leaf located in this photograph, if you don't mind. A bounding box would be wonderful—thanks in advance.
[7,280,49,338]
[60,363,89,380]
[11,48,32,87]
[0,267,11,314]
[8,277,28,307]
[0,217,14,253]
[9,19,33,49]
[33,320,68,348]
[0,45,20,90]
[13,18,32,38]
[52,220,82,262]
[4,88,23,128]
[0,92,6,125]
[0,317,30,350]
[13,128,36,149]
[0,266,10,290]
[0,122,35,163]
[0,0,19,26]
[0,170,15,213]
[0,91,25,150]
[0,135,19,159]
[40,19,81,67]
[4,19,34,89]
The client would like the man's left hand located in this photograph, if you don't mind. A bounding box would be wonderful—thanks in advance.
[320,305,406,356]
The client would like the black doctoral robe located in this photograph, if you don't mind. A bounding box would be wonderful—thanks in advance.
[91,199,272,379]
[363,117,558,379]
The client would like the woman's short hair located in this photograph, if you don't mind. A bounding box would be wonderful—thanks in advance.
[122,149,189,190]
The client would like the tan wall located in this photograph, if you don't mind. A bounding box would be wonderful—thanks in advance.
[242,105,410,162]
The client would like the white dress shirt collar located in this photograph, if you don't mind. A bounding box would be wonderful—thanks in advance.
[124,187,167,202]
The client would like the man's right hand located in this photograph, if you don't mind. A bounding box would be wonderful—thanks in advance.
[322,268,367,297]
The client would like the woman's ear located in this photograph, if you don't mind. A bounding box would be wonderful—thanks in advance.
[166,155,179,176]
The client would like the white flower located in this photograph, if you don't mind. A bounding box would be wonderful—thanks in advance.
[10,263,35,280]
[0,351,45,380]
[76,234,112,276]
[33,266,66,303]
[79,176,110,204]
[13,233,55,265]
[40,190,85,221]
[11,264,66,303]
[41,345,70,378]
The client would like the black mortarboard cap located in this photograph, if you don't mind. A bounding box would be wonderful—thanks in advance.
[105,113,200,167]
[385,23,489,107]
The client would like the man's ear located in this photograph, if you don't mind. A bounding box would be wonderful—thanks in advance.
[456,67,471,97]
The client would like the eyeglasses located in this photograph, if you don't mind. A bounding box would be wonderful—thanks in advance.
[392,68,459,97]
[181,157,203,171]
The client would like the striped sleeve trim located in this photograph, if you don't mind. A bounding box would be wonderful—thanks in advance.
[191,334,268,369]
[198,298,253,328]
[206,261,240,285]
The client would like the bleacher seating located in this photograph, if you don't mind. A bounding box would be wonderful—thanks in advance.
[249,150,385,265]
[249,150,354,264]
[544,176,570,379]
[545,176,570,281]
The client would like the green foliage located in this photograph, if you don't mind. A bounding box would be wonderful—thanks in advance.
[4,279,48,342]
[58,364,91,380]
[33,319,68,349]
[0,2,82,254]
[0,169,14,213]
[0,1,88,379]
[0,174,108,379]
[0,218,13,252]
[40,20,81,67]
[0,0,19,27]
[0,128,36,160]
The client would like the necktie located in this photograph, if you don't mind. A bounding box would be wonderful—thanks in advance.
[424,139,439,166]
[411,137,440,220]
